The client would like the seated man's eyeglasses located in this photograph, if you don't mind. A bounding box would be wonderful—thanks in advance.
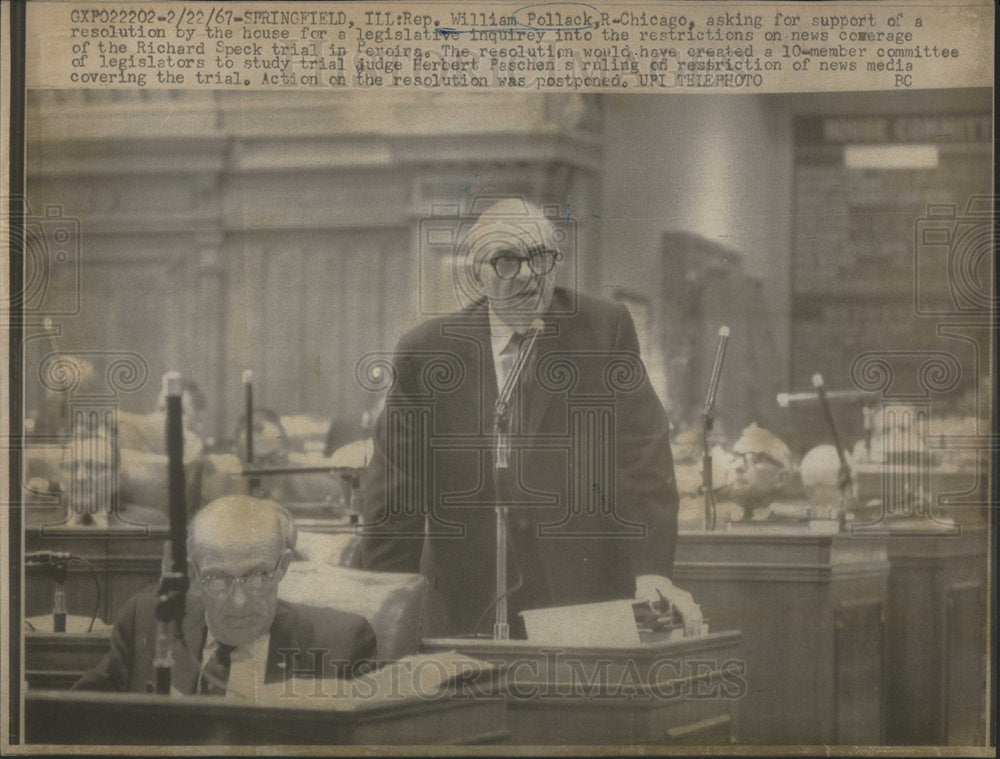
[734,451,784,469]
[486,247,563,280]
[196,557,283,599]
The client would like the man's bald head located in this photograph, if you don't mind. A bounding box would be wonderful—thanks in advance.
[188,496,297,646]
[188,495,296,567]
[732,423,794,472]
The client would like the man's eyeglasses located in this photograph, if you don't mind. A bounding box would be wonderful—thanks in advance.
[733,451,784,469]
[196,557,283,599]
[485,248,563,280]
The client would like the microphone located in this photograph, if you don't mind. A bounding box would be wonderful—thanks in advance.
[494,319,545,470]
[777,388,874,407]
[703,326,730,418]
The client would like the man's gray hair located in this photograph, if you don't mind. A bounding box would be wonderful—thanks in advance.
[187,495,297,564]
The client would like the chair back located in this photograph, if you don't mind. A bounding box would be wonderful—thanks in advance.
[279,562,427,663]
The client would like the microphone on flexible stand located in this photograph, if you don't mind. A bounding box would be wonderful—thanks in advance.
[492,318,544,641]
[702,326,730,531]
[27,551,71,632]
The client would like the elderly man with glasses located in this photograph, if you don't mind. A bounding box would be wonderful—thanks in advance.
[723,423,799,522]
[362,198,700,639]
[74,495,376,695]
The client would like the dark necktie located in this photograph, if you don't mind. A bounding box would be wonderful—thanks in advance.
[498,331,525,400]
[199,642,235,696]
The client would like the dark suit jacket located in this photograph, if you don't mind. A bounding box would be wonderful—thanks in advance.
[73,587,377,693]
[361,288,679,635]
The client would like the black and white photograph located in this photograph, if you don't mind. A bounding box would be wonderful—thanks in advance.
[3,0,995,754]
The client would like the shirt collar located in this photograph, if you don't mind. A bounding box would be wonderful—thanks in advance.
[203,629,270,664]
[487,305,518,349]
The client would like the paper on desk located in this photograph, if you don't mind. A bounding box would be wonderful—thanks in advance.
[521,600,641,648]
[248,651,494,709]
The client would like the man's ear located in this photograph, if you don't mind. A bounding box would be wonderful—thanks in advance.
[187,559,202,594]
[275,549,294,580]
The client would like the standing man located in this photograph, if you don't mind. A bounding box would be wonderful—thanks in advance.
[361,198,700,638]
[75,496,376,694]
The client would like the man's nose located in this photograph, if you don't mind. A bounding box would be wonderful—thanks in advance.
[229,581,249,608]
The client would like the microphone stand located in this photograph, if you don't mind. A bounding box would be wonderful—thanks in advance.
[26,552,71,632]
[154,372,190,695]
[243,370,260,492]
[492,321,543,640]
[812,374,854,530]
[702,327,730,531]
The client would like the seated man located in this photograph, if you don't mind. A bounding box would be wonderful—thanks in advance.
[719,423,800,523]
[801,444,859,520]
[74,496,377,695]
[25,427,168,530]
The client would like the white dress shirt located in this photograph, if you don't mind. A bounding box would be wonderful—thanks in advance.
[488,306,526,393]
[200,631,271,700]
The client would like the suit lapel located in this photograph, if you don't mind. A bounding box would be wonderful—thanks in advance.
[523,293,578,442]
[441,302,495,437]
[264,601,298,683]
[522,323,555,441]
[171,594,208,694]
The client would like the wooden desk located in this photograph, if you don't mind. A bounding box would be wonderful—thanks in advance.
[25,615,112,690]
[675,529,889,745]
[882,520,989,745]
[422,630,744,745]
[24,689,508,746]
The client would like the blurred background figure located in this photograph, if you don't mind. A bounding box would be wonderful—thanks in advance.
[26,422,168,530]
[800,444,857,521]
[710,423,803,524]
[201,407,354,520]
[25,368,204,528]
[116,376,209,457]
[727,423,796,520]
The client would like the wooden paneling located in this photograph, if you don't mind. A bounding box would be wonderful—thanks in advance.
[944,582,987,745]
[883,524,989,745]
[674,531,890,745]
[834,600,884,744]
[24,92,604,444]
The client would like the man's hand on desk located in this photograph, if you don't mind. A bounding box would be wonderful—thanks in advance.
[634,575,704,637]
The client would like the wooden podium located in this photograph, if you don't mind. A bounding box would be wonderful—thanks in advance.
[421,630,744,745]
[674,528,889,745]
